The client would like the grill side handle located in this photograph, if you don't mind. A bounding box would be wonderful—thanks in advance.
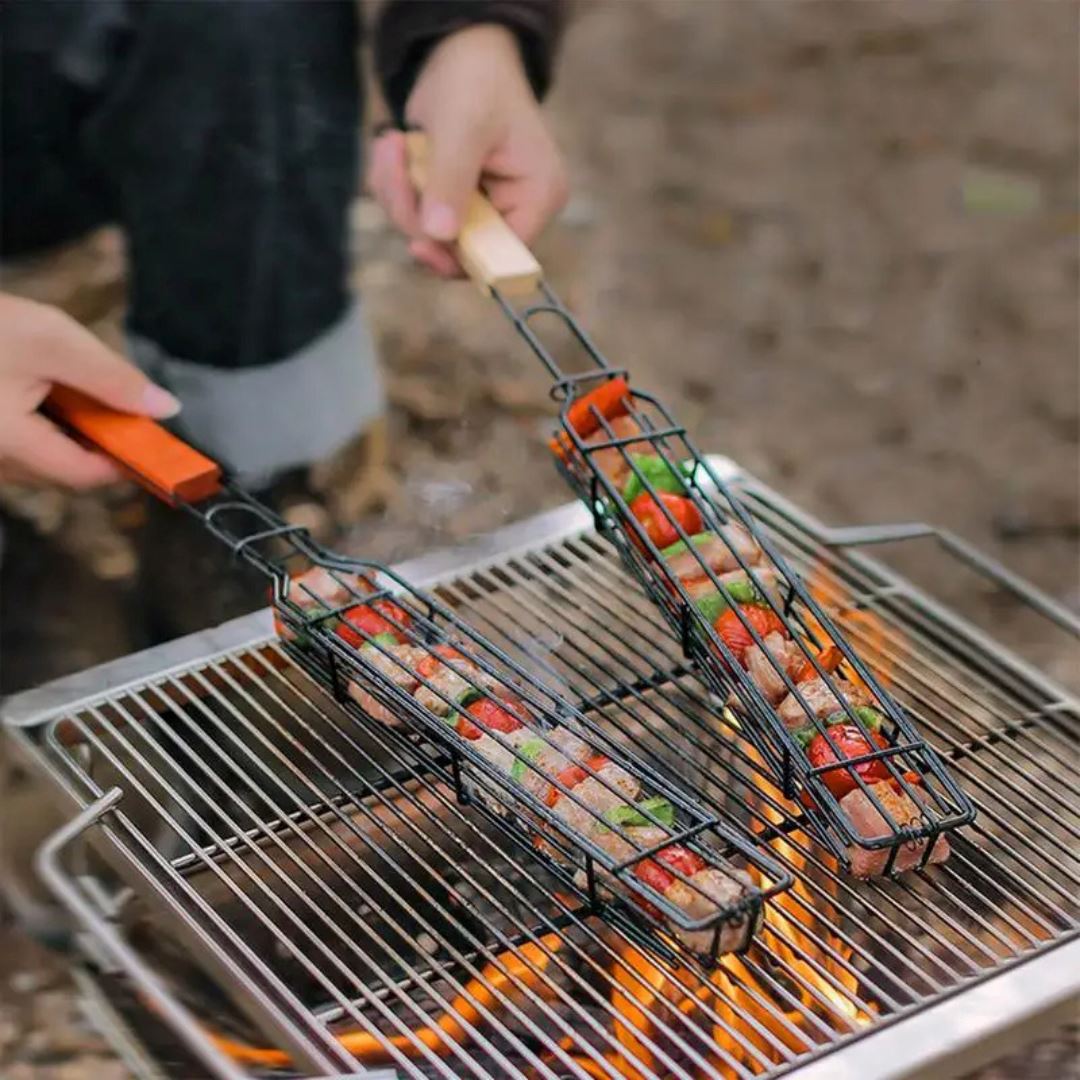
[42,386,222,505]
[35,788,250,1080]
[823,521,1080,639]
[405,130,543,296]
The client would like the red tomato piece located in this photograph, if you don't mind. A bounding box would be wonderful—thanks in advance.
[456,697,524,741]
[806,724,891,800]
[655,845,706,878]
[336,602,410,648]
[415,644,465,680]
[628,492,703,553]
[714,603,788,663]
[634,858,675,897]
[545,754,610,807]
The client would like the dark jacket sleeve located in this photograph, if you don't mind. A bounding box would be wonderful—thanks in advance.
[374,0,567,126]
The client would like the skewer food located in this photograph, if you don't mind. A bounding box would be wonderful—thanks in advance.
[276,567,762,956]
[559,381,950,877]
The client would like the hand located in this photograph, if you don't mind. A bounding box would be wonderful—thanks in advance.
[0,293,180,488]
[369,23,568,276]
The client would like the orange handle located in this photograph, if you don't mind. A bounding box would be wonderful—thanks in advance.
[43,386,222,504]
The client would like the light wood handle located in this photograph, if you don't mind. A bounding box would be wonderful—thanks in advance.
[43,386,222,505]
[405,131,543,297]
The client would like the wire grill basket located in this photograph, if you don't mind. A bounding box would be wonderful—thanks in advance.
[489,282,977,871]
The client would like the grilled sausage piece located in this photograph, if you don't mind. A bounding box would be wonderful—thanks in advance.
[346,643,428,724]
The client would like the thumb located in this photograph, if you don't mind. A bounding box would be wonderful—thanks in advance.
[420,119,486,243]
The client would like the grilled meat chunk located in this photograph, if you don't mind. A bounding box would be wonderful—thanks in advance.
[841,781,951,877]
[777,676,872,733]
[744,631,805,705]
[346,642,427,724]
[665,524,763,581]
[413,650,499,716]
[276,566,371,640]
[664,866,760,954]
[585,415,652,490]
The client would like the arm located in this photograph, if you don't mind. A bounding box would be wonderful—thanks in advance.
[0,294,180,488]
[369,1,569,276]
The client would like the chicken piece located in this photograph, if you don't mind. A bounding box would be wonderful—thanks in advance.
[548,727,592,763]
[512,737,573,802]
[465,728,540,814]
[592,761,642,804]
[552,776,630,839]
[584,415,652,490]
[575,824,669,895]
[346,643,426,724]
[665,865,760,954]
[745,632,805,704]
[471,727,540,778]
[665,524,763,581]
[777,676,871,732]
[840,781,951,878]
[276,566,371,641]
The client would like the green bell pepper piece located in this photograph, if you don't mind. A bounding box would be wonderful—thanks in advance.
[362,632,400,650]
[510,738,546,782]
[660,531,717,559]
[824,705,883,730]
[444,687,484,726]
[792,725,818,749]
[622,454,696,504]
[692,579,765,624]
[694,591,728,625]
[600,795,676,831]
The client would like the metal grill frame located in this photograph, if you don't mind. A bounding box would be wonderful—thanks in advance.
[3,456,1078,1080]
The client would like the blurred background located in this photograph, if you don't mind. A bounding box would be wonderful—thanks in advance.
[1,1,1077,1076]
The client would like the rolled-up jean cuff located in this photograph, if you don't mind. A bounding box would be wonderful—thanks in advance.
[126,300,384,489]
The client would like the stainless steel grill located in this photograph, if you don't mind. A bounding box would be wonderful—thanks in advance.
[4,456,1078,1080]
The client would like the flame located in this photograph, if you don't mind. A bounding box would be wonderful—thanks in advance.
[799,563,894,691]
[205,933,563,1068]
[573,754,874,1078]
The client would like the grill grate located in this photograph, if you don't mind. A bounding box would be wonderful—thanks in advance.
[21,470,1078,1079]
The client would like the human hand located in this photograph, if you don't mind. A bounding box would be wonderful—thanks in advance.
[368,23,568,276]
[0,293,180,488]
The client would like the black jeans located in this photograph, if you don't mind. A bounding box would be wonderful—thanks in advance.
[2,0,361,370]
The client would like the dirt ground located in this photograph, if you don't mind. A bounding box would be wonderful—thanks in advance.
[1,1,1077,1077]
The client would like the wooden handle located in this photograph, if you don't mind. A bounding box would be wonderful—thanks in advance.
[405,131,543,297]
[43,386,222,505]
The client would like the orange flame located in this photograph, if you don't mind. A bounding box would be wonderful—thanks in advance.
[573,749,874,1078]
[205,933,563,1068]
[799,562,895,691]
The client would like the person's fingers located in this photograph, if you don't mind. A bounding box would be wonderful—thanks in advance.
[408,238,462,278]
[420,115,488,243]
[4,414,123,488]
[370,131,422,237]
[488,156,569,245]
[16,301,179,418]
